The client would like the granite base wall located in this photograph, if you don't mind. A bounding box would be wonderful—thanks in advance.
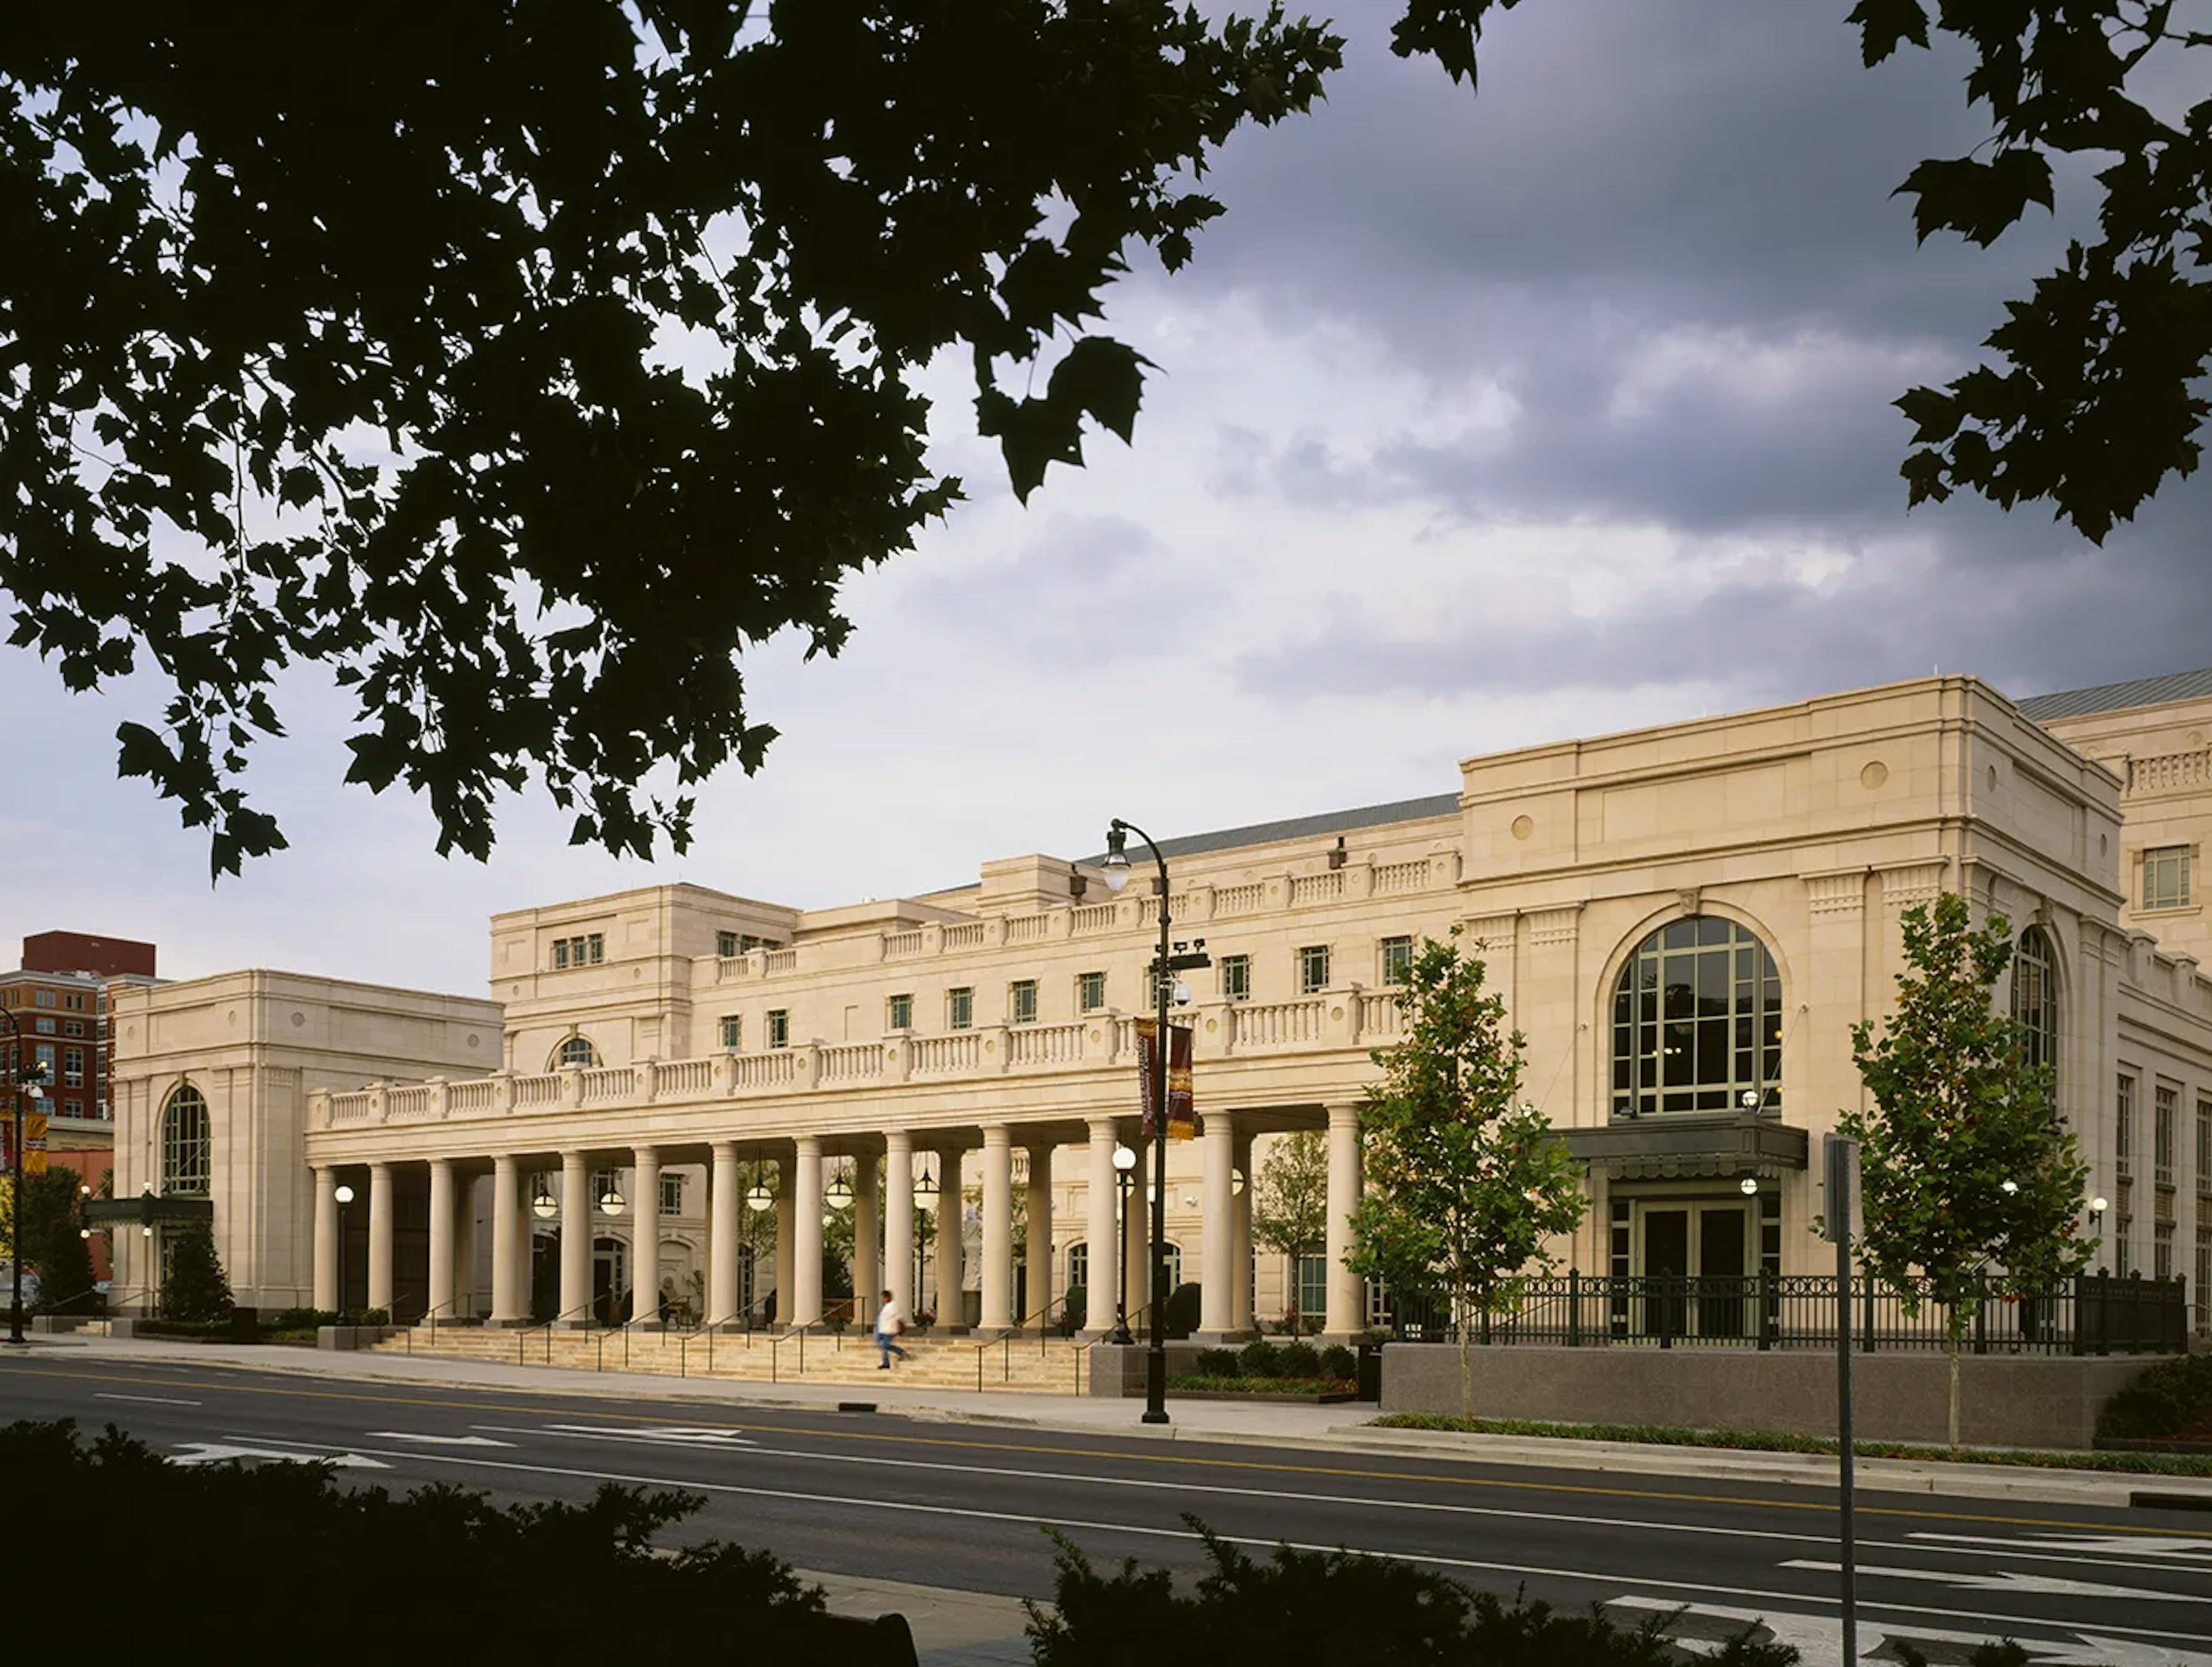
[1379,1343,2158,1449]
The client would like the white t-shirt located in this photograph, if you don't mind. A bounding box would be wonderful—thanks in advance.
[876,1300,903,1335]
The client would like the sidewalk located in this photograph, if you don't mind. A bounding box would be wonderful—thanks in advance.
[15,1332,2207,1511]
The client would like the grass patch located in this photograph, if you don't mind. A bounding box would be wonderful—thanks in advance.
[1367,1412,2212,1477]
[1170,1375,1357,1396]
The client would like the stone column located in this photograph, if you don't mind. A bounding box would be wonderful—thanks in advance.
[631,1146,660,1323]
[710,1141,740,1326]
[560,1150,591,1326]
[1199,1110,1236,1338]
[934,1147,965,1331]
[883,1130,915,1317]
[774,1162,796,1323]
[791,1135,823,1329]
[491,1155,525,1325]
[980,1125,1013,1332]
[1084,1119,1117,1338]
[1024,1143,1053,1324]
[312,1166,338,1313]
[1231,1133,1254,1336]
[1323,1105,1364,1341]
[852,1148,880,1314]
[366,1162,395,1315]
[427,1159,456,1321]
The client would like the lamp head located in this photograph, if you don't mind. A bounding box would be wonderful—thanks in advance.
[2001,1179,2018,1195]
[1101,825,1131,893]
[746,1181,775,1213]
[1739,1089,1760,1110]
[2089,1194,2109,1217]
[1111,1143,1137,1173]
[333,1183,356,1205]
[598,1188,624,1215]
[1738,1176,1759,1196]
[532,1194,557,1220]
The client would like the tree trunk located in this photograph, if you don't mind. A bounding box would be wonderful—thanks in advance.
[1456,1275,1472,1422]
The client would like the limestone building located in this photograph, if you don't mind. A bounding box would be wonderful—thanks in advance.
[106,670,2212,1339]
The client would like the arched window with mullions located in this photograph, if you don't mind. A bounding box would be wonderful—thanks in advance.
[160,1082,212,1196]
[2012,924,2060,1078]
[551,1034,599,1069]
[1611,917,1783,1118]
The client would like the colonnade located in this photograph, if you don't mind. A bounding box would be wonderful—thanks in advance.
[309,1105,1366,1340]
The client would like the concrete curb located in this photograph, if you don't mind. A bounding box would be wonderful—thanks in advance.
[26,1334,2212,1510]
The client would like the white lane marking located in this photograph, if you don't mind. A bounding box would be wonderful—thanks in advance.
[95,1392,201,1407]
[205,1435,2212,1653]
[464,1422,2212,1577]
[531,1423,756,1447]
[364,1432,514,1448]
[1911,1531,2212,1565]
[1783,1559,2210,1604]
[1608,1595,2212,1667]
[170,1441,389,1470]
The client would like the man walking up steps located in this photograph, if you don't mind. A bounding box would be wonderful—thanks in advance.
[875,1291,911,1369]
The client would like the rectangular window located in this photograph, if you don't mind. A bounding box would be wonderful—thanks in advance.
[1220,955,1251,1002]
[718,1015,742,1050]
[767,1009,790,1049]
[947,987,973,1030]
[888,993,914,1030]
[552,938,568,969]
[2197,1098,2211,1198]
[1298,944,1331,995]
[1077,971,1105,1013]
[64,992,84,1011]
[2155,1220,2175,1280]
[2144,845,2192,911]
[33,990,53,1008]
[33,1017,53,1034]
[2155,1083,2178,1189]
[554,932,606,969]
[2198,1229,2211,1334]
[62,1020,83,1037]
[1009,980,1038,1025]
[1295,1254,1328,1322]
[2116,1075,2135,1178]
[1380,935,1414,985]
[62,1047,83,1087]
[34,1044,54,1087]
[660,1174,684,1216]
[63,1100,81,1118]
[716,930,739,958]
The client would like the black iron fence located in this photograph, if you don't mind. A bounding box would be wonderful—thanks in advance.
[1386,1271,2188,1355]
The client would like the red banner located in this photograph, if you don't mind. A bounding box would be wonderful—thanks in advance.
[1136,1019,1195,1141]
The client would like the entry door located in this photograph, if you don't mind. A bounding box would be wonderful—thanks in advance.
[1644,1210,1689,1337]
[1697,1206,1747,1338]
[593,1237,627,1324]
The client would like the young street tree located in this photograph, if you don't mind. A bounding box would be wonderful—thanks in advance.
[1349,930,1585,1419]
[1251,1129,1329,1327]
[1837,890,2092,1448]
[158,1219,235,1323]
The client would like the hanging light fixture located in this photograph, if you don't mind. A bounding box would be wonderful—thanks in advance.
[746,1146,776,1213]
[913,1157,940,1211]
[826,1163,854,1209]
[1231,1166,1246,1198]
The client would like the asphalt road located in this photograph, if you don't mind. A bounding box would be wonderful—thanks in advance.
[3,1352,2208,1666]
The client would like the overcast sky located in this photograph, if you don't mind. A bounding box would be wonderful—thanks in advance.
[5,1,2207,997]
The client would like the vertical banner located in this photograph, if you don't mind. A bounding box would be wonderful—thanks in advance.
[25,1110,47,1177]
[1135,1021,1197,1141]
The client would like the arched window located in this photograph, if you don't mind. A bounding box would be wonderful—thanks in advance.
[160,1083,211,1196]
[552,1034,599,1069]
[1066,1241,1088,1292]
[1611,917,1782,1118]
[2012,924,2060,1076]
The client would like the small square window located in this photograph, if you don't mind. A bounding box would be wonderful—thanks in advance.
[1298,944,1331,995]
[947,987,974,1030]
[716,930,740,958]
[1077,971,1106,1013]
[64,1100,81,1118]
[1010,980,1038,1025]
[660,1174,684,1216]
[888,993,914,1031]
[2144,846,2193,911]
[767,1010,790,1049]
[718,1014,742,1050]
[1220,955,1251,1002]
[1380,936,1414,984]
[33,1017,54,1034]
[33,990,53,1007]
[62,1020,83,1037]
[64,992,84,1011]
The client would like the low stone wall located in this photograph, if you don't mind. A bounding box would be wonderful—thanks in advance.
[1086,1340,1214,1397]
[317,1324,401,1351]
[1379,1343,2157,1449]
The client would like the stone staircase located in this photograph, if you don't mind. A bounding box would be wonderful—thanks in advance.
[369,1322,1092,1394]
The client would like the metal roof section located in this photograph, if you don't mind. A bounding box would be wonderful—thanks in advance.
[2016,666,2212,722]
[1077,791,1463,867]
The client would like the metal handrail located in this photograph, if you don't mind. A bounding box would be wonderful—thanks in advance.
[771,1298,857,1383]
[969,1289,1081,1390]
[674,1293,776,1379]
[515,1300,597,1365]
[92,1285,157,1330]
[402,1298,468,1354]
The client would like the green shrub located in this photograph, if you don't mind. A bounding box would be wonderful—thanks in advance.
[1191,1348,1241,1378]
[268,1307,340,1331]
[2096,1352,2212,1442]
[158,1221,233,1323]
[1164,1281,1202,1340]
[1059,1284,1086,1336]
[1238,1340,1282,1378]
[1318,1344,1356,1380]
[1027,1518,1799,1666]
[1276,1340,1321,1377]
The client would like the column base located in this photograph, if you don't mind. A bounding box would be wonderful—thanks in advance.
[484,1317,529,1330]
[1190,1331,1256,1347]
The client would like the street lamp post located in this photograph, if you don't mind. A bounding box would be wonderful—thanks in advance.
[1102,817,1207,1427]
[1110,1143,1137,1345]
[912,1159,938,1329]
[4,1010,48,1346]
[333,1182,356,1319]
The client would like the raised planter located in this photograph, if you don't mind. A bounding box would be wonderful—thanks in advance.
[318,1324,401,1351]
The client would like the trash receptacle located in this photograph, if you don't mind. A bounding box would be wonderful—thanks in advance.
[1355,1341,1382,1401]
[228,1305,258,1342]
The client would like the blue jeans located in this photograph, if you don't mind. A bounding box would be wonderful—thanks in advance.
[877,1330,909,1365]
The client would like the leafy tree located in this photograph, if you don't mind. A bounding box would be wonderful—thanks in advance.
[21,1165,97,1312]
[1251,1129,1329,1324]
[1348,930,1586,1418]
[157,1219,234,1323]
[1836,891,2092,1448]
[0,5,1343,876]
[1390,2,2210,544]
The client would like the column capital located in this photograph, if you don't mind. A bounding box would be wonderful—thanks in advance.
[981,1122,1011,1148]
[631,1142,659,1163]
[1326,1102,1362,1130]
